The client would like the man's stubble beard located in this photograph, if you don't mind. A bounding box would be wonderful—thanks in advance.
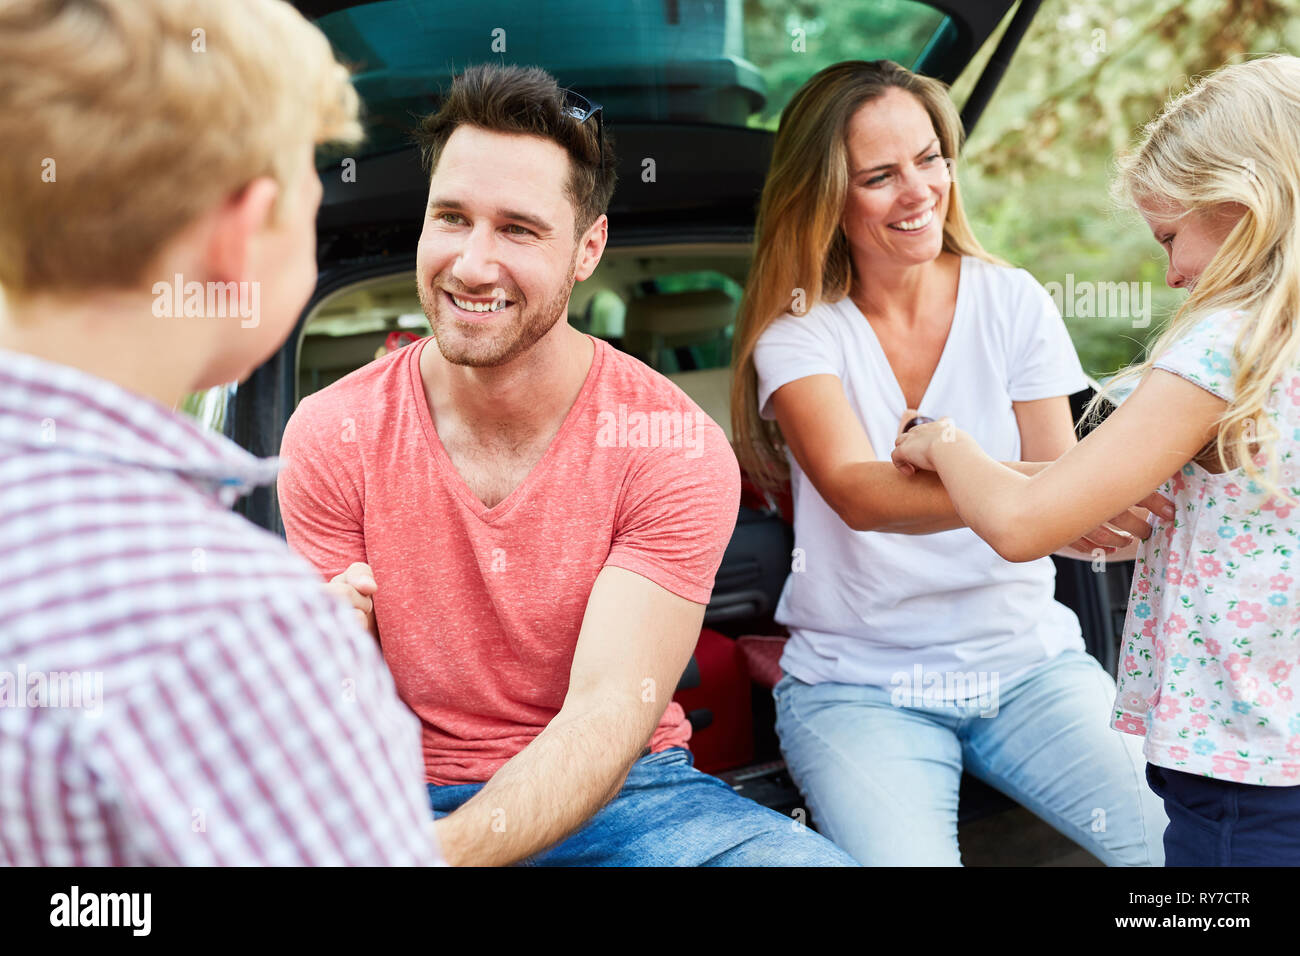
[417,250,579,369]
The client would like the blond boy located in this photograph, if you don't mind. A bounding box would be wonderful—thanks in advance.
[0,0,443,865]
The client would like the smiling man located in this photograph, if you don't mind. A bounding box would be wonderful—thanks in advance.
[277,64,856,866]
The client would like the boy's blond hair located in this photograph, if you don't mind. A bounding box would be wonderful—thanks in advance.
[0,0,362,298]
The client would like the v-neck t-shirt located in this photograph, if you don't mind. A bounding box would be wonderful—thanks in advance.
[277,334,740,785]
[752,255,1090,695]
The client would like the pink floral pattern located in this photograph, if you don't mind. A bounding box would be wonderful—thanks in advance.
[1113,311,1300,786]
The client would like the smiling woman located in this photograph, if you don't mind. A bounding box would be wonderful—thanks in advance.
[730,58,996,489]
[727,58,1169,867]
[841,91,954,284]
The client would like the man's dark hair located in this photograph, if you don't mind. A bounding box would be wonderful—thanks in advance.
[415,63,616,236]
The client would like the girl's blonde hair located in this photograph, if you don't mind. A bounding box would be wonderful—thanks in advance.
[0,0,362,298]
[730,59,1002,490]
[1087,54,1300,504]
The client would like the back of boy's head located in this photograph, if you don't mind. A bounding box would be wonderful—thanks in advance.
[0,0,362,300]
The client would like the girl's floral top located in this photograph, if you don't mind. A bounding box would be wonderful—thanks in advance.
[1113,310,1300,785]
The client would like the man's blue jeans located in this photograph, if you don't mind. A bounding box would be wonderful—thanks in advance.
[427,747,858,866]
[773,649,1168,866]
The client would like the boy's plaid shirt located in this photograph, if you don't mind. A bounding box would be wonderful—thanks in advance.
[0,350,442,865]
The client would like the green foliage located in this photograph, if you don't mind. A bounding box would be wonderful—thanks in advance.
[742,0,946,128]
[957,0,1298,375]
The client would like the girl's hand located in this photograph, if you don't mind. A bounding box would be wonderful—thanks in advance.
[892,418,960,476]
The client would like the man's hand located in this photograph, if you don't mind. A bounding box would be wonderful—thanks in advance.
[325,562,378,638]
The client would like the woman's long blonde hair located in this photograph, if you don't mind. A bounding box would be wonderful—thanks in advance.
[1085,54,1300,505]
[730,59,1001,490]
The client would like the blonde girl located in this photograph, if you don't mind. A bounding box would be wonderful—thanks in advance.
[894,54,1300,866]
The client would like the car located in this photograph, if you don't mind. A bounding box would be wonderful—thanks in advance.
[201,0,1135,861]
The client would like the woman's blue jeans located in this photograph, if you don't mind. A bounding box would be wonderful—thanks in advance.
[774,649,1167,866]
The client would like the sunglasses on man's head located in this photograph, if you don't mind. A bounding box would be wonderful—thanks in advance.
[559,88,604,174]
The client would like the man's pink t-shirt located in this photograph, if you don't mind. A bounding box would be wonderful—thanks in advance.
[278,335,740,785]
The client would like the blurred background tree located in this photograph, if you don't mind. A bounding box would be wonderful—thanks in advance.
[952,0,1296,377]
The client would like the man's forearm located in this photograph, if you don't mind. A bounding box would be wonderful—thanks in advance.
[433,700,646,866]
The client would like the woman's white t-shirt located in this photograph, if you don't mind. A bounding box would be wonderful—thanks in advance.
[753,255,1091,698]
